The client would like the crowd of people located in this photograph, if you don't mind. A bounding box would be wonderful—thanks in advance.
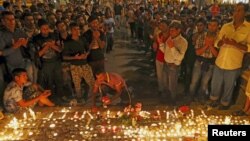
[0,0,249,116]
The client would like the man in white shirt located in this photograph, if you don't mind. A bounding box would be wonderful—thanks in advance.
[162,21,188,104]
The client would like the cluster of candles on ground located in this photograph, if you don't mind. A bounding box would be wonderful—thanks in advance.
[0,106,249,141]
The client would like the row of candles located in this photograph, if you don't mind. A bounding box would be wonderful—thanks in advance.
[0,107,249,140]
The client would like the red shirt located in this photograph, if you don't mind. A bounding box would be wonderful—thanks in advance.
[93,72,125,94]
[156,50,164,62]
[155,33,168,62]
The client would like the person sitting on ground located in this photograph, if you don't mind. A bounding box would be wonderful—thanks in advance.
[3,68,55,113]
[91,72,127,109]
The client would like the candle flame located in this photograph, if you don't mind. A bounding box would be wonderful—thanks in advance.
[28,108,36,120]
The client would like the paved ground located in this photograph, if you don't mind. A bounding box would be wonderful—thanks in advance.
[0,26,249,141]
[1,25,247,116]
[102,26,247,116]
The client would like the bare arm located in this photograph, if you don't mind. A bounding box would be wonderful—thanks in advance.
[38,43,50,57]
[196,45,209,55]
[17,91,51,107]
[209,45,219,57]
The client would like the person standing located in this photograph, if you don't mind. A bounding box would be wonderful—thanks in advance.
[0,11,33,81]
[209,3,250,110]
[104,10,115,53]
[32,19,64,103]
[153,19,170,97]
[83,15,106,76]
[114,0,123,29]
[189,19,219,103]
[162,21,188,105]
[62,22,95,103]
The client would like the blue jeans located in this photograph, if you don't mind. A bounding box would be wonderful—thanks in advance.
[210,65,241,106]
[189,60,214,98]
[164,63,180,100]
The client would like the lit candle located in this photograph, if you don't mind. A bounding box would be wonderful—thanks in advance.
[174,110,178,118]
[48,112,54,119]
[191,110,194,118]
[23,112,27,120]
[81,111,86,119]
[28,132,33,136]
[61,113,67,119]
[49,124,56,128]
[8,117,19,130]
[53,133,58,137]
[166,112,169,120]
[107,110,110,118]
[87,111,93,119]
[116,111,121,117]
[157,110,161,119]
[28,108,36,120]
[74,112,79,118]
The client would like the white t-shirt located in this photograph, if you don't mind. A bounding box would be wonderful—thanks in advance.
[3,81,23,113]
[104,18,115,33]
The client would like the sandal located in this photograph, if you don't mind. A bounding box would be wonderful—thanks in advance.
[232,110,247,116]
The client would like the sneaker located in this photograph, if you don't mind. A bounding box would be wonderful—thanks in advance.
[218,105,230,110]
[208,101,219,108]
[78,99,86,104]
[61,96,71,102]
[69,99,78,106]
[232,110,247,116]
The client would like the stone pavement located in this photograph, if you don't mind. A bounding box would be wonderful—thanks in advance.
[103,26,247,116]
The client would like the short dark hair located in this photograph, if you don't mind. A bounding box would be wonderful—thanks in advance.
[69,22,79,29]
[21,12,33,20]
[160,19,171,26]
[56,9,62,13]
[196,17,207,25]
[237,2,249,12]
[95,69,105,76]
[12,68,27,78]
[88,15,98,23]
[37,19,48,28]
[209,18,219,24]
[46,12,55,18]
[55,20,64,27]
[1,11,14,19]
[3,1,11,9]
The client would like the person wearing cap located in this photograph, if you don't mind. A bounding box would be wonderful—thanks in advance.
[161,20,187,105]
[83,15,106,76]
